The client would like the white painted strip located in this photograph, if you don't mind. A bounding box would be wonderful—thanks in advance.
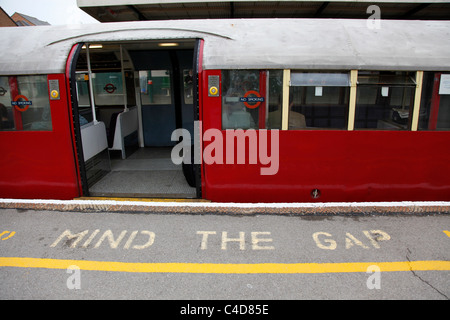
[0,198,449,209]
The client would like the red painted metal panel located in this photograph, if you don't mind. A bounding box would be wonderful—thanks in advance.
[0,74,80,199]
[201,70,221,200]
[201,70,450,203]
[203,130,450,202]
[428,73,441,130]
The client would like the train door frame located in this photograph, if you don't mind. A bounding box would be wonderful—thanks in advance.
[67,42,89,196]
[192,39,203,198]
[66,39,203,198]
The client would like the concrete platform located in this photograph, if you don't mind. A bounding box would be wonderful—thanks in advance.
[0,198,449,216]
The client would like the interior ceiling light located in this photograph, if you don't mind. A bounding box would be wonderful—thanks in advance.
[81,44,103,49]
[158,42,179,47]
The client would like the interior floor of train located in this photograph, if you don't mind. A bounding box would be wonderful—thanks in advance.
[88,147,196,198]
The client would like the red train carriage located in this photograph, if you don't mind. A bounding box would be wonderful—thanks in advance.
[0,19,449,202]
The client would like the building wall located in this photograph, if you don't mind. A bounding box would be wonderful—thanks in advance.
[11,12,50,26]
[0,8,17,27]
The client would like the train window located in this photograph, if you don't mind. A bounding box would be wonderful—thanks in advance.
[0,75,52,131]
[222,70,283,130]
[418,72,450,131]
[288,72,350,130]
[75,73,91,108]
[222,70,260,130]
[183,69,194,105]
[92,72,124,105]
[266,70,283,129]
[139,70,172,105]
[355,71,416,130]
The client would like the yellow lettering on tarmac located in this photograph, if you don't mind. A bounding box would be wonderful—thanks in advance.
[221,232,245,250]
[363,230,391,249]
[0,231,15,241]
[94,230,127,249]
[50,230,89,248]
[312,232,337,250]
[51,229,155,250]
[130,231,155,250]
[196,231,274,250]
[313,230,391,250]
[197,231,216,250]
[345,232,369,249]
[251,232,274,250]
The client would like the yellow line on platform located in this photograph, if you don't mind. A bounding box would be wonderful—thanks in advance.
[1,257,449,274]
[74,197,209,203]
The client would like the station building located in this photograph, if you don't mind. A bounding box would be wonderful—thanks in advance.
[77,0,450,21]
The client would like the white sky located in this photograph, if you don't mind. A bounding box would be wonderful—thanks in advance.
[1,0,99,25]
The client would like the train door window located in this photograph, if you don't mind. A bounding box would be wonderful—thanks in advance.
[355,71,416,130]
[418,72,450,131]
[0,77,14,130]
[222,70,259,130]
[75,73,93,124]
[183,69,194,105]
[75,73,90,107]
[0,75,52,131]
[222,70,282,130]
[92,72,124,105]
[288,72,350,130]
[139,70,172,105]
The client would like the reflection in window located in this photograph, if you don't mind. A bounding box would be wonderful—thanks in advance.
[75,73,93,125]
[222,70,260,129]
[222,70,283,130]
[418,72,450,131]
[183,69,194,105]
[289,72,350,130]
[75,73,90,107]
[91,72,124,106]
[266,70,283,129]
[355,71,416,130]
[0,75,52,131]
[139,70,172,105]
[0,77,13,130]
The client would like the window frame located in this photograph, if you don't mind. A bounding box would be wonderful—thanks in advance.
[139,69,173,106]
[286,70,352,130]
[417,71,450,131]
[0,74,53,132]
[352,71,420,131]
[217,69,434,132]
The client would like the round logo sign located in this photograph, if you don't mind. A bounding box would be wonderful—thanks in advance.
[12,95,32,112]
[103,83,117,94]
[240,90,264,109]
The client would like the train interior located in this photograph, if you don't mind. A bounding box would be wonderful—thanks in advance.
[72,40,197,198]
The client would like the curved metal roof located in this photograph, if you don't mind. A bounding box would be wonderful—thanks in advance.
[0,18,449,75]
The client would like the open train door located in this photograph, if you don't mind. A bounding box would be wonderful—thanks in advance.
[66,39,202,199]
[186,39,203,199]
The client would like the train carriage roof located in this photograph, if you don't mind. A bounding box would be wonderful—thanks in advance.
[0,18,449,75]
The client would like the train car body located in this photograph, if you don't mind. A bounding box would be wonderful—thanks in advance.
[0,19,449,202]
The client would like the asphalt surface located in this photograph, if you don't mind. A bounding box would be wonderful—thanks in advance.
[0,207,449,303]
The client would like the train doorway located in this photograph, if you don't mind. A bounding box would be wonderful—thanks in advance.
[68,40,200,199]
